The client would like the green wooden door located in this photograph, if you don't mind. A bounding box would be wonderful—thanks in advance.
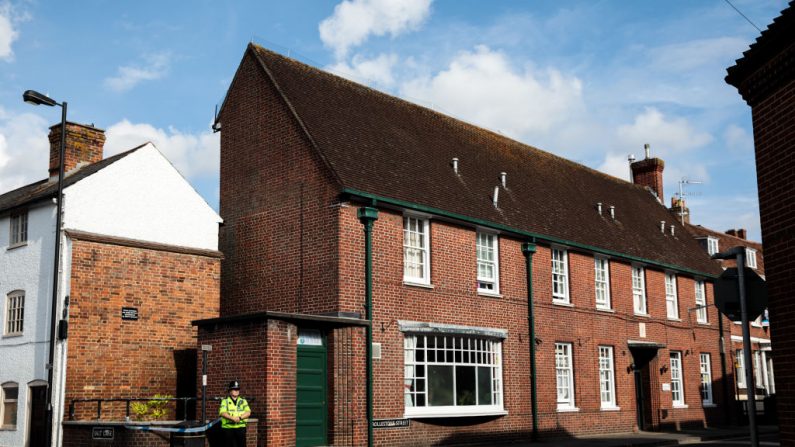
[296,330,328,447]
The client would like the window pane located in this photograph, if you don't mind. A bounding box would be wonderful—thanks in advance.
[477,366,493,405]
[428,366,454,406]
[3,402,16,426]
[455,366,476,406]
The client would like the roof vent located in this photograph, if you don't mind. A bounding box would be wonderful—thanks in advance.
[609,205,615,220]
[452,157,459,174]
[492,186,500,208]
[596,202,603,216]
[670,225,675,237]
[660,221,666,233]
[500,172,507,188]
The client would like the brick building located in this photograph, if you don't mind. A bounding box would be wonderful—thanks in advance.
[0,122,222,446]
[196,44,729,446]
[726,2,795,443]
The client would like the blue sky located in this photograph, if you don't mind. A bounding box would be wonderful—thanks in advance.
[0,0,787,241]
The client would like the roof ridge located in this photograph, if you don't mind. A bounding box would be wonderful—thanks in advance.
[251,44,635,189]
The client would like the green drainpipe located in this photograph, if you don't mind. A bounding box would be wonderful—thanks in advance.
[521,241,538,441]
[358,207,378,447]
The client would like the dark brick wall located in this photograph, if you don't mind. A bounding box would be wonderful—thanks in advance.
[65,239,220,420]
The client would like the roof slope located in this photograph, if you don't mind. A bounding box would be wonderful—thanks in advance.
[250,45,720,276]
[687,224,764,275]
[0,144,145,214]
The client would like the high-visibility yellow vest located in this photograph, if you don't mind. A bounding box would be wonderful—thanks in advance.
[219,396,250,429]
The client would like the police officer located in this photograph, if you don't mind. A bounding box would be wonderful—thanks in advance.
[219,380,251,447]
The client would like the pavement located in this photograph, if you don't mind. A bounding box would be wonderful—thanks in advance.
[510,425,779,446]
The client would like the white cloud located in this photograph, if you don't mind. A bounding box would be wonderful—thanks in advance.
[104,53,171,92]
[617,108,712,153]
[0,2,20,61]
[0,107,50,194]
[319,0,432,58]
[597,152,633,182]
[104,119,218,180]
[725,124,753,152]
[400,46,585,141]
[326,53,399,88]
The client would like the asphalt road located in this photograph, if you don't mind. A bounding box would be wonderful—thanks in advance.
[697,432,780,446]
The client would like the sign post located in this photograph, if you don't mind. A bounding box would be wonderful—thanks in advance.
[713,247,764,447]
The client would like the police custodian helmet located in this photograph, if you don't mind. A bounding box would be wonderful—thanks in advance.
[228,380,240,390]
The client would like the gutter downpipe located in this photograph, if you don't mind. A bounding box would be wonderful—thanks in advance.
[358,206,379,447]
[718,308,731,423]
[521,241,538,441]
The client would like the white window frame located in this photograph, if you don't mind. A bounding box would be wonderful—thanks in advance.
[598,346,617,409]
[753,350,763,388]
[736,349,746,389]
[594,257,611,310]
[5,291,24,336]
[551,249,570,304]
[9,211,28,246]
[670,351,685,407]
[403,333,505,417]
[766,355,775,395]
[746,248,758,269]
[700,353,713,405]
[476,232,499,294]
[695,280,708,324]
[1,382,18,429]
[555,342,576,410]
[665,273,679,319]
[707,237,719,256]
[632,266,647,315]
[403,216,430,285]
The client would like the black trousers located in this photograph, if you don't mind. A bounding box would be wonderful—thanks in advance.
[222,427,246,447]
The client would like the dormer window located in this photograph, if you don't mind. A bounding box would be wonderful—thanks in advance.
[707,237,718,256]
[746,248,758,269]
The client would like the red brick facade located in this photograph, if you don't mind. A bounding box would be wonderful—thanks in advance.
[203,47,730,445]
[65,237,220,421]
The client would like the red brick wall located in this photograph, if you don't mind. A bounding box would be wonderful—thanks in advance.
[65,239,220,420]
[631,158,665,201]
[218,50,341,317]
[750,76,795,443]
[49,122,105,177]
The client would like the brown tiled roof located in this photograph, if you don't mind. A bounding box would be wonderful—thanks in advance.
[687,224,764,275]
[726,1,794,85]
[248,44,721,277]
[0,145,145,215]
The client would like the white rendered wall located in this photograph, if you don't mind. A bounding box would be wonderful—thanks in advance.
[0,202,57,447]
[62,143,221,251]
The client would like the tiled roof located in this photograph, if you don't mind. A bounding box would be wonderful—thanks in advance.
[687,224,764,275]
[249,44,721,277]
[0,144,145,214]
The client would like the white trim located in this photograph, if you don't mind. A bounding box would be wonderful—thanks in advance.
[594,257,611,310]
[632,266,647,315]
[731,335,771,344]
[665,273,679,319]
[600,406,621,411]
[555,342,575,409]
[405,408,508,418]
[476,232,499,294]
[403,216,430,285]
[556,406,580,413]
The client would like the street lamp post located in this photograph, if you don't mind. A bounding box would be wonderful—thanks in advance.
[23,89,67,447]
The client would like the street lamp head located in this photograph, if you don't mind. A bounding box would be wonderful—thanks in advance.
[23,90,58,107]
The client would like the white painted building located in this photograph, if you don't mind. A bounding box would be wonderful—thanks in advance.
[0,122,221,447]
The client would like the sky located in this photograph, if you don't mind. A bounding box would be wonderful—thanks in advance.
[0,0,787,242]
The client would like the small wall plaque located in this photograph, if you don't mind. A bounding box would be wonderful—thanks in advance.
[121,307,139,321]
[373,418,409,429]
[662,383,671,391]
[92,427,114,440]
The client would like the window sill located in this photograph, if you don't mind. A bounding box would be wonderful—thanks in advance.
[672,404,689,409]
[404,281,434,290]
[600,406,621,412]
[556,406,580,413]
[596,307,615,313]
[702,403,717,408]
[0,426,17,431]
[697,322,710,326]
[552,300,574,307]
[634,313,650,318]
[477,291,503,298]
[405,408,507,418]
[6,242,27,251]
[667,317,682,322]
[2,333,23,339]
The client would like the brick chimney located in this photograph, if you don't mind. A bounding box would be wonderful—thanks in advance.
[726,228,747,240]
[48,122,105,179]
[631,144,665,202]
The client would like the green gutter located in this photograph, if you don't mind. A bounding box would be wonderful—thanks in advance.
[342,188,718,279]
[357,207,379,447]
[521,242,539,441]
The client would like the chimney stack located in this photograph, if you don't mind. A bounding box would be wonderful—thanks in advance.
[726,228,747,240]
[669,197,690,225]
[630,143,665,202]
[48,122,105,179]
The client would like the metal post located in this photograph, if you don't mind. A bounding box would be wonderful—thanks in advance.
[46,102,67,447]
[357,207,378,447]
[521,242,538,441]
[201,345,212,423]
[736,250,759,447]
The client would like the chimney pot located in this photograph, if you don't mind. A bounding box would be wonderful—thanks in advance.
[644,143,651,159]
